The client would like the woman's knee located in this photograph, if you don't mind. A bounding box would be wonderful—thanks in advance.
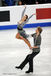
[16,33,20,39]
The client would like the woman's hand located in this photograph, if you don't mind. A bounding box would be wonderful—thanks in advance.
[24,5,26,8]
[32,13,36,15]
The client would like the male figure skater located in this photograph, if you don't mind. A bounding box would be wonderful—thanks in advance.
[15,26,42,73]
[16,6,36,49]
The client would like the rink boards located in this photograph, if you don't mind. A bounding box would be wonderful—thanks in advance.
[0,4,51,30]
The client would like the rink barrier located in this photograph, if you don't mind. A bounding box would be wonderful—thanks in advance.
[0,4,51,30]
[0,22,51,30]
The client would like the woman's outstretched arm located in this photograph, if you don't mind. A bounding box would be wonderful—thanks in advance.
[25,13,36,23]
[21,6,26,19]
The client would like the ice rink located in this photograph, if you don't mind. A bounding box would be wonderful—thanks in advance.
[0,27,51,76]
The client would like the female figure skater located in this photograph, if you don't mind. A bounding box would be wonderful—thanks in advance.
[15,26,43,73]
[16,6,36,49]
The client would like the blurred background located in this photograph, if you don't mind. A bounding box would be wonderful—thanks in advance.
[0,0,51,6]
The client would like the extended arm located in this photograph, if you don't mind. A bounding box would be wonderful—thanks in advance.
[25,14,36,23]
[21,6,26,19]
[31,33,36,37]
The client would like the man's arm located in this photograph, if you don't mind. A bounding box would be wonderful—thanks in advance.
[30,46,39,50]
[32,46,39,49]
[31,33,36,37]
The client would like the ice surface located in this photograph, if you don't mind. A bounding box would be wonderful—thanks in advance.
[0,27,51,76]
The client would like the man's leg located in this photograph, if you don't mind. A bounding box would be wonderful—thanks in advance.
[29,59,33,72]
[15,54,30,70]
[26,52,39,73]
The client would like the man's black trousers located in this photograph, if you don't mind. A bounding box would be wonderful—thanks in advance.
[19,51,39,72]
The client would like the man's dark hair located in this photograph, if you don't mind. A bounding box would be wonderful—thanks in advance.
[37,26,43,34]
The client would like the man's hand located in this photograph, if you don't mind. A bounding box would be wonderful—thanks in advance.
[32,46,38,49]
[30,46,33,50]
[30,46,38,49]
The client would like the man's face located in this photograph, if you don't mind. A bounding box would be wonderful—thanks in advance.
[36,28,39,34]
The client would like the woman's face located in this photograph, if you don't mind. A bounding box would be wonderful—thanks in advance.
[22,15,27,21]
